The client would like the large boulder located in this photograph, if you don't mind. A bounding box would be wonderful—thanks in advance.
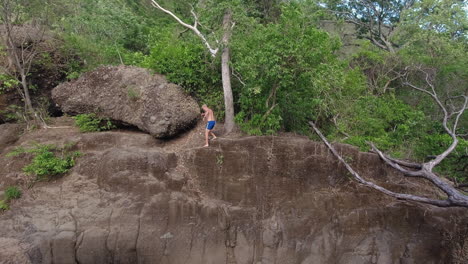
[51,65,200,138]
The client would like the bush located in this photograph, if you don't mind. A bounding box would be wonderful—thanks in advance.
[5,186,21,200]
[338,95,426,152]
[7,143,82,181]
[0,200,9,211]
[73,113,115,132]
[0,73,20,94]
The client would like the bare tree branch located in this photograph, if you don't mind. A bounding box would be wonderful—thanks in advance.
[369,144,422,169]
[308,64,468,207]
[231,67,246,87]
[150,0,218,57]
[370,143,423,176]
[309,121,452,207]
[402,66,467,170]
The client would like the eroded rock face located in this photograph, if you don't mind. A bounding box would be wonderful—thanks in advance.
[51,66,199,138]
[0,126,467,264]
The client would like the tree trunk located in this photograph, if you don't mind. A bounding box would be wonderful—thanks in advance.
[150,2,236,133]
[20,70,34,113]
[221,10,235,134]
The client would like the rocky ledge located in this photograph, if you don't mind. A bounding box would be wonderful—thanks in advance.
[0,121,467,264]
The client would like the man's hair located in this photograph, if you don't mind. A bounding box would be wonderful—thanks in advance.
[202,104,207,108]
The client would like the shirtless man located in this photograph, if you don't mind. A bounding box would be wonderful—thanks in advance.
[201,104,217,147]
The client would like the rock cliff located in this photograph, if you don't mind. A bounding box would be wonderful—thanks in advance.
[0,119,467,264]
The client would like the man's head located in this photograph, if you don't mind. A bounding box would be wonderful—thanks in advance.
[202,104,208,110]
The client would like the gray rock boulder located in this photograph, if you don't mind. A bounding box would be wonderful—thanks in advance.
[51,65,199,138]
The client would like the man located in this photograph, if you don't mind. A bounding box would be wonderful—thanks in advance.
[201,104,217,147]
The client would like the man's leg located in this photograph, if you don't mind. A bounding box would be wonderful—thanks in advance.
[210,131,217,139]
[204,129,210,147]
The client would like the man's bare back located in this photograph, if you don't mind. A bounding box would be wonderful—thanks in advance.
[201,105,217,147]
[203,108,215,121]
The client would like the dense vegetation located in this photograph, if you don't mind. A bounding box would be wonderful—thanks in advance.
[0,0,466,183]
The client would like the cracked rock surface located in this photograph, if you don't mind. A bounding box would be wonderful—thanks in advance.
[0,119,467,264]
[51,66,199,138]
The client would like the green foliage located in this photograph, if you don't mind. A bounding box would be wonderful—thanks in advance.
[232,3,366,134]
[0,105,22,123]
[0,200,9,211]
[338,95,425,151]
[415,133,468,183]
[23,0,159,76]
[5,186,21,200]
[73,114,116,133]
[139,27,224,118]
[7,143,82,181]
[0,74,20,94]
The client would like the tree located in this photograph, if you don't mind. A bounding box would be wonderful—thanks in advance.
[0,0,48,125]
[325,0,416,53]
[310,65,468,207]
[232,3,366,135]
[398,0,467,41]
[150,0,235,133]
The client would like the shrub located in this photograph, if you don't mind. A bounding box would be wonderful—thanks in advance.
[73,113,115,132]
[127,86,140,100]
[0,105,23,123]
[0,73,20,94]
[7,143,82,181]
[338,95,426,152]
[0,200,9,211]
[5,186,21,200]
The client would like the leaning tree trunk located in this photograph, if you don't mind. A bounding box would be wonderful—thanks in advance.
[221,10,235,134]
[20,70,34,113]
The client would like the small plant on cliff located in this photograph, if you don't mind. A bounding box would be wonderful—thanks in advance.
[0,186,22,211]
[7,143,82,181]
[5,186,21,200]
[0,200,9,211]
[216,154,224,165]
[127,86,140,101]
[73,113,116,132]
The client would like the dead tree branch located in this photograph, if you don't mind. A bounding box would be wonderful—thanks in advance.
[402,66,468,171]
[310,65,468,207]
[150,0,218,57]
[309,121,452,207]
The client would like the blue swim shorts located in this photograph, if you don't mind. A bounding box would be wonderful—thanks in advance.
[206,121,216,130]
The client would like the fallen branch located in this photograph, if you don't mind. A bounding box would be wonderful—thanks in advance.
[309,121,453,207]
